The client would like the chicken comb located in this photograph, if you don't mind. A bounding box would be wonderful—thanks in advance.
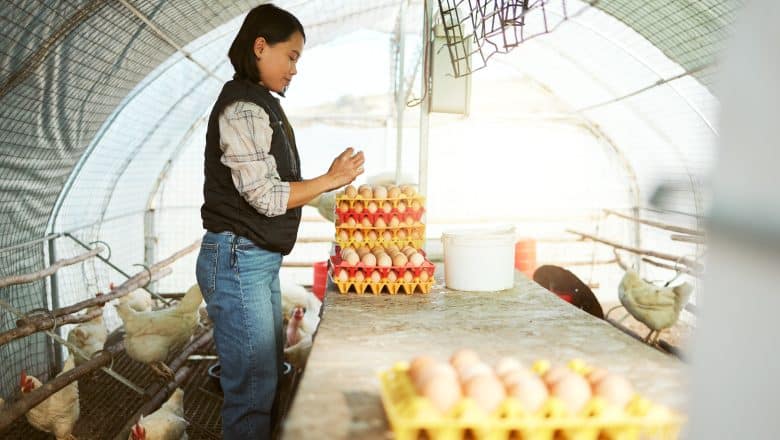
[131,422,146,440]
[19,369,27,389]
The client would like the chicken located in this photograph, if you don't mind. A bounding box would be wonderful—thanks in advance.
[113,282,155,312]
[129,388,188,440]
[286,306,305,348]
[21,356,80,440]
[116,284,202,380]
[284,333,313,370]
[533,265,604,319]
[618,270,694,344]
[281,281,321,335]
[67,305,107,366]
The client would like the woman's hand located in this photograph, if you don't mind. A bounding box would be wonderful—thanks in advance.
[326,147,365,190]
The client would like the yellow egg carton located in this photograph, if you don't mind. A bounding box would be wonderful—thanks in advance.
[332,279,434,295]
[378,362,685,440]
[335,237,425,250]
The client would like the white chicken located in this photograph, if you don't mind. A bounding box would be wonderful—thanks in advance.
[619,270,694,344]
[113,282,156,312]
[21,356,80,440]
[129,388,188,440]
[116,284,202,379]
[285,306,305,348]
[67,305,107,366]
[281,281,321,335]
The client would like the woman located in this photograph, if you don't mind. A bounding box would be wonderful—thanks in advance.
[195,4,364,438]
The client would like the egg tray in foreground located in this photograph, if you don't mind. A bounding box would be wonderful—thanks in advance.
[378,363,684,440]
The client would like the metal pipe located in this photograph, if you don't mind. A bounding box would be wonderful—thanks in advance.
[394,0,407,185]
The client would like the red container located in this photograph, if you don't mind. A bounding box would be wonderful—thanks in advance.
[514,238,537,278]
[312,261,329,301]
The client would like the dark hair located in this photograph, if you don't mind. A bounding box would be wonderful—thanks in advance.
[228,4,306,83]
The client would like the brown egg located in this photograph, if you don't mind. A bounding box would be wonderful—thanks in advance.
[405,215,415,226]
[419,271,430,282]
[388,186,401,198]
[543,365,572,387]
[356,246,371,257]
[411,199,422,212]
[382,231,393,241]
[586,367,610,386]
[370,271,382,282]
[377,254,392,267]
[354,270,365,282]
[450,349,481,371]
[408,356,437,384]
[366,231,378,241]
[551,374,592,415]
[506,373,549,413]
[401,185,416,197]
[403,270,414,282]
[337,269,349,281]
[392,253,408,267]
[344,252,360,267]
[375,217,387,228]
[414,362,458,390]
[386,244,400,253]
[389,216,400,227]
[338,201,350,213]
[409,253,425,267]
[358,184,371,193]
[337,230,349,242]
[361,217,373,228]
[411,229,422,239]
[341,246,356,256]
[367,201,378,213]
[358,187,373,199]
[594,375,634,409]
[464,375,506,414]
[373,185,388,199]
[422,376,462,414]
[347,217,357,227]
[396,229,407,240]
[495,357,524,379]
[458,362,494,383]
[353,231,364,242]
[361,253,377,266]
[397,201,407,213]
[382,201,393,213]
[345,185,357,198]
[353,201,364,213]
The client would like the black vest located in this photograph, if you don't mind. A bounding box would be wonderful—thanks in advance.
[201,79,302,255]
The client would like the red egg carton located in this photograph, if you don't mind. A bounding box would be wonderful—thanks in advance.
[329,251,436,281]
[335,207,426,225]
[335,194,426,207]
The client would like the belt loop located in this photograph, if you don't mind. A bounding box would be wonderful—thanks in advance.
[230,234,238,268]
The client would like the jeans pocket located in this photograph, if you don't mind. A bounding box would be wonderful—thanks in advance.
[196,242,218,303]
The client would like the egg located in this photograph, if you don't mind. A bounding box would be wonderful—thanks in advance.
[382,201,393,213]
[387,271,398,282]
[353,231,364,242]
[411,229,422,239]
[464,375,506,414]
[337,230,349,241]
[353,201,364,213]
[347,217,357,227]
[338,201,350,213]
[403,270,414,282]
[386,244,400,253]
[356,246,370,258]
[370,271,382,282]
[501,369,535,388]
[396,229,407,239]
[409,253,425,267]
[450,349,481,371]
[354,270,365,282]
[495,357,524,379]
[373,185,388,199]
[389,216,400,227]
[421,376,462,414]
[543,365,572,387]
[506,373,549,413]
[397,201,407,213]
[367,201,378,213]
[392,253,408,267]
[358,187,373,199]
[419,271,430,282]
[414,362,458,390]
[382,231,393,241]
[345,252,360,267]
[337,269,349,281]
[551,374,592,415]
[375,217,387,228]
[593,375,634,409]
[377,254,392,267]
[458,362,494,383]
[388,186,401,198]
[586,367,610,386]
[400,185,416,196]
[411,199,421,212]
[366,230,378,241]
[361,253,377,266]
[359,217,371,228]
[405,215,415,226]
[345,185,357,198]
[408,355,437,383]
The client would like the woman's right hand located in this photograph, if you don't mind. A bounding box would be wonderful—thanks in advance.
[327,147,365,190]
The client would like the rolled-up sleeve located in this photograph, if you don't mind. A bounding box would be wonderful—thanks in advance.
[218,101,290,217]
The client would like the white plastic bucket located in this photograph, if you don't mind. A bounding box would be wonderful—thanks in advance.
[441,226,516,292]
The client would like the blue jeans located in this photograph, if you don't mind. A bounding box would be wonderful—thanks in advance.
[196,231,283,439]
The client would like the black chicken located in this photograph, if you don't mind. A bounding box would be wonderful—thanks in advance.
[533,265,604,319]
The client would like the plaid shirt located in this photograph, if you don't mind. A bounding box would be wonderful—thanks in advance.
[218,101,291,217]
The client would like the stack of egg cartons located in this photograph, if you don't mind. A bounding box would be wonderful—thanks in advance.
[330,184,435,295]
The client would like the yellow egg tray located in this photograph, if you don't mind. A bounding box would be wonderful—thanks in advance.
[378,363,685,440]
[335,237,425,250]
[332,279,434,295]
